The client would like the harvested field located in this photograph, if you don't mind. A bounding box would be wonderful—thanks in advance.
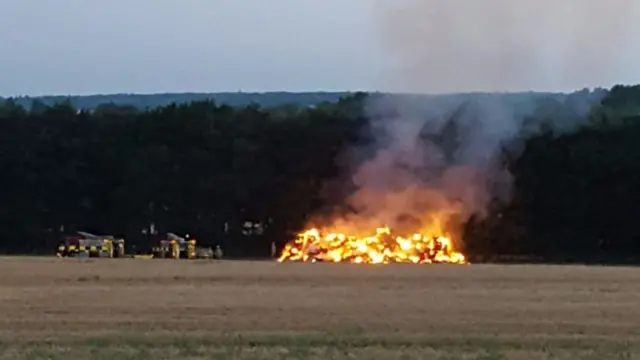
[0,257,639,359]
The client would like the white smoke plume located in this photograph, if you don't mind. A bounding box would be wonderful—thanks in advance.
[314,1,640,246]
[374,0,640,93]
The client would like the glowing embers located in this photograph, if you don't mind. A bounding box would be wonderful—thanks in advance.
[278,226,466,264]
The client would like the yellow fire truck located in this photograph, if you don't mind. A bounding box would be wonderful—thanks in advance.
[56,231,125,258]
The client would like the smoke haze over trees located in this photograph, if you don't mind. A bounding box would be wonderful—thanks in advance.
[0,86,639,263]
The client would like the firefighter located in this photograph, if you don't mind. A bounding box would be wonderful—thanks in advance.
[117,241,125,258]
[271,242,277,258]
[214,245,223,260]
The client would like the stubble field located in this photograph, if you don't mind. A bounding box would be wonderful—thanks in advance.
[0,258,639,359]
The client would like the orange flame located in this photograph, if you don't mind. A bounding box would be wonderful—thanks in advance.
[277,226,467,264]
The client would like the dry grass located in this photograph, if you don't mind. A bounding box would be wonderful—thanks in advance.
[0,257,639,359]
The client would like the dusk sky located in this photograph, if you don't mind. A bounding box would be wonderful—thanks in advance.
[2,0,640,96]
[1,0,383,96]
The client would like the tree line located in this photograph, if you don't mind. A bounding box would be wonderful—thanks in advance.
[6,91,352,113]
[0,86,639,263]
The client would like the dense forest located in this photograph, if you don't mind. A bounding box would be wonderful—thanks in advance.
[4,92,353,111]
[0,85,639,262]
[3,90,596,112]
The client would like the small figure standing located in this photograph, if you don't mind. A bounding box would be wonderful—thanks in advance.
[271,242,277,258]
[214,245,223,260]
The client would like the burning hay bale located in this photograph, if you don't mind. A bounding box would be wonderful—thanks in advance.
[278,226,467,264]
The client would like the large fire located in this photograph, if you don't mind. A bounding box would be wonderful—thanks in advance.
[277,226,467,264]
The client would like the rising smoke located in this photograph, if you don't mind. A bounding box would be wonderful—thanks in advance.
[313,1,640,245]
[374,0,640,93]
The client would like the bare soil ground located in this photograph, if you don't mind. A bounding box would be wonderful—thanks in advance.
[0,257,639,359]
